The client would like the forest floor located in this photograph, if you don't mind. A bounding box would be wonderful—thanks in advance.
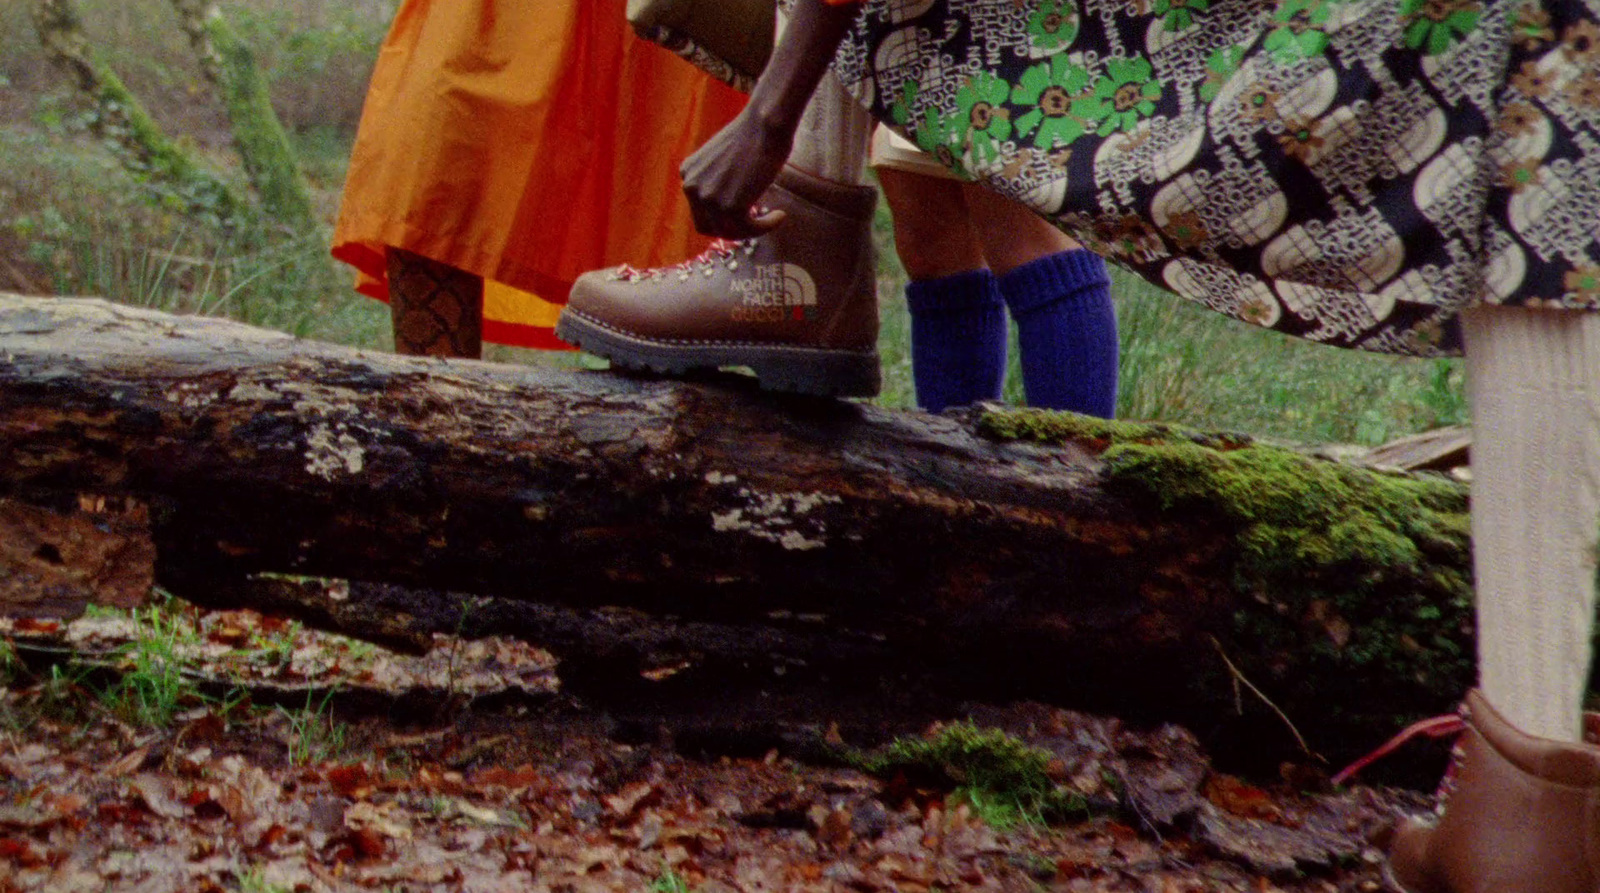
[0,605,1424,893]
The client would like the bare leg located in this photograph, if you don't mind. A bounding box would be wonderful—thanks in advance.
[961,183,1080,275]
[385,248,485,360]
[876,168,983,278]
[876,167,1002,411]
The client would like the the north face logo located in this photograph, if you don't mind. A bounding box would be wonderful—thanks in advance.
[731,263,818,322]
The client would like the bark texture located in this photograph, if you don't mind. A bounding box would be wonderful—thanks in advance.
[0,294,1489,770]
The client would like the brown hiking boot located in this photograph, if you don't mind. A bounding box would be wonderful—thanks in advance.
[556,164,881,398]
[1388,689,1600,893]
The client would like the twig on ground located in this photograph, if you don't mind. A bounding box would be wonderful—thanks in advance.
[1209,636,1322,763]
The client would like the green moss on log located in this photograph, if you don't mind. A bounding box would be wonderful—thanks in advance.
[976,407,1252,452]
[1103,439,1473,688]
[979,406,1477,737]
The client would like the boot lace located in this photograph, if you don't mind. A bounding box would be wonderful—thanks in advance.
[608,239,757,283]
[1332,706,1469,814]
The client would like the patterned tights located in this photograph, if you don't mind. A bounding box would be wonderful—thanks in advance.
[385,248,484,359]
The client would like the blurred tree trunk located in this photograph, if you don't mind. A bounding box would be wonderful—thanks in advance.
[29,0,245,223]
[168,0,317,233]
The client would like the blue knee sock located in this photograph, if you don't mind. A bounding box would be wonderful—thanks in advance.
[998,250,1118,417]
[906,269,1007,413]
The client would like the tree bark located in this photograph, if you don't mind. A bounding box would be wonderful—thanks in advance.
[167,0,316,232]
[0,294,1487,769]
[29,0,244,224]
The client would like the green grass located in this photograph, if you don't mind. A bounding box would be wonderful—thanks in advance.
[2,0,390,349]
[0,120,388,347]
[276,687,349,766]
[1109,264,1468,444]
[650,867,694,893]
[0,638,20,688]
[102,603,207,728]
[868,192,1467,444]
[856,721,1090,829]
[4,598,355,762]
[236,865,294,893]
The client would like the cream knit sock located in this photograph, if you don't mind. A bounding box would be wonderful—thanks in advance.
[787,70,872,185]
[1464,303,1600,743]
[770,4,871,184]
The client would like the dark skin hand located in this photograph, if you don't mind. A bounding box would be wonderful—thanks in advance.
[679,0,861,239]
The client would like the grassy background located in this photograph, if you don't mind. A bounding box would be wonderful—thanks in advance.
[0,0,1468,446]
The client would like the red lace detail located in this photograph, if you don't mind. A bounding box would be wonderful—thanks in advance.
[1331,713,1467,788]
[668,239,742,272]
[613,240,748,282]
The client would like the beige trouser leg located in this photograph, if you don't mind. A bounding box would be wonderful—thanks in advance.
[775,9,871,184]
[1464,303,1600,742]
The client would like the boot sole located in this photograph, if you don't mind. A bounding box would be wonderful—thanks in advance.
[556,310,881,399]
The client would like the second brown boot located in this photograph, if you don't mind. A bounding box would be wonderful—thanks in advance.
[1388,689,1600,893]
[556,164,881,398]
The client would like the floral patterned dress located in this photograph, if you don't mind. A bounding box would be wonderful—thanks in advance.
[831,0,1600,354]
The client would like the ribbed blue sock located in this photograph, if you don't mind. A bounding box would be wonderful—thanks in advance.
[998,250,1118,417]
[906,269,1007,413]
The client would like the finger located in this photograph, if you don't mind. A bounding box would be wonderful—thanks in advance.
[692,208,759,240]
[719,206,784,239]
[712,216,767,240]
[747,207,786,232]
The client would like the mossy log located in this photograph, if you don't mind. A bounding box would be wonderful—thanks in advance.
[0,294,1486,770]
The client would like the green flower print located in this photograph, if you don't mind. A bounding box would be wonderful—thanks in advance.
[1013,55,1092,148]
[1027,0,1080,52]
[1401,0,1482,54]
[956,73,1014,165]
[1199,45,1245,102]
[889,80,919,128]
[1074,58,1163,136]
[1154,0,1211,32]
[890,81,970,178]
[1511,2,1554,50]
[913,112,971,179]
[1264,0,1336,62]
[1567,265,1600,306]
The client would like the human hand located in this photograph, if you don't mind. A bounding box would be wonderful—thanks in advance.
[680,108,792,239]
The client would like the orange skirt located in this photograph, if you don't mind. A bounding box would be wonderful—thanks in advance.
[331,0,746,349]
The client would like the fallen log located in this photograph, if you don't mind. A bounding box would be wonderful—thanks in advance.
[0,293,1485,771]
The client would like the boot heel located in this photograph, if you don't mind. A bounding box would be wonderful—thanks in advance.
[1382,689,1600,893]
[751,349,880,398]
